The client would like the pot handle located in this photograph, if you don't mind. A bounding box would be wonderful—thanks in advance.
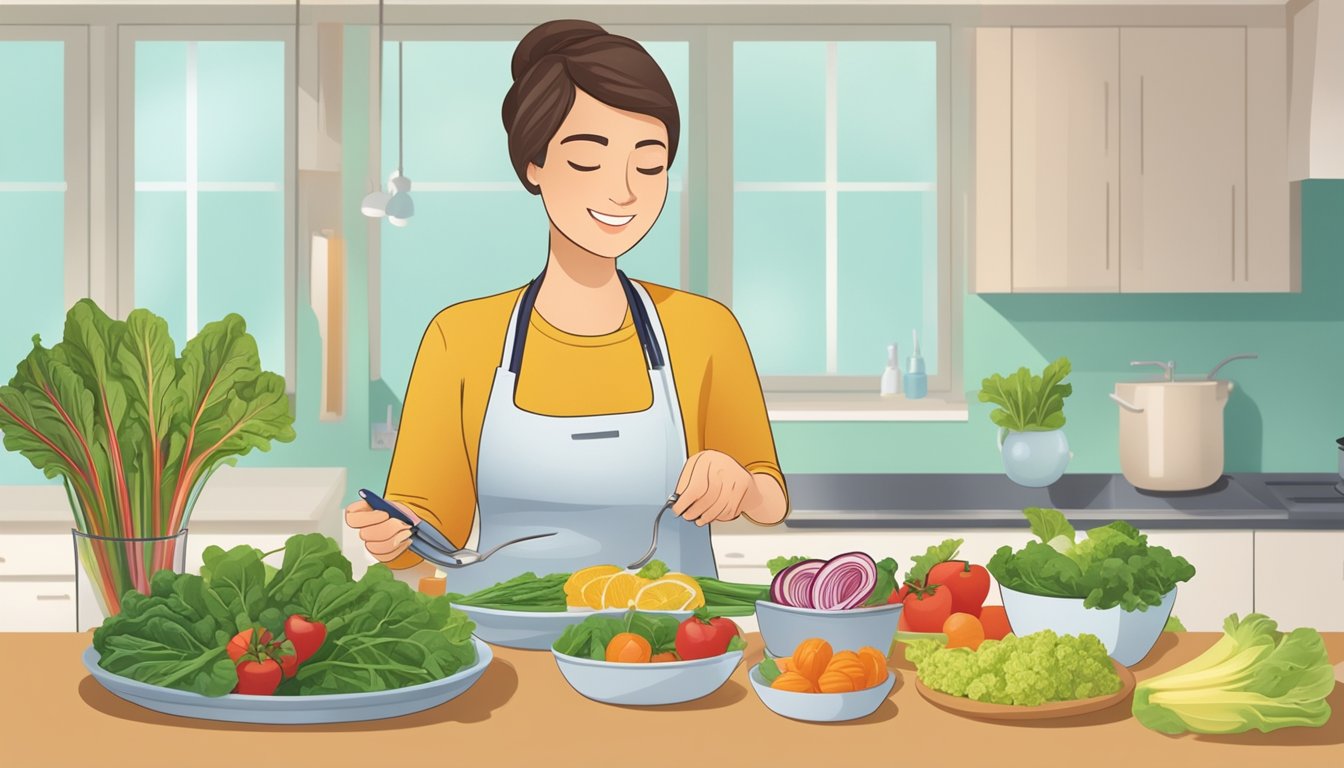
[1109,392,1144,413]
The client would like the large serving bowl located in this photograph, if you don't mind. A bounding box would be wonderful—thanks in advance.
[453,605,691,650]
[754,600,903,659]
[749,666,896,722]
[83,637,494,724]
[999,585,1176,666]
[552,650,743,706]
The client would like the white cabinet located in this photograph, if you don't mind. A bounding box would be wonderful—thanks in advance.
[1120,28,1246,292]
[0,580,77,632]
[1144,531,1253,631]
[1011,28,1120,292]
[975,25,1293,294]
[1254,531,1344,631]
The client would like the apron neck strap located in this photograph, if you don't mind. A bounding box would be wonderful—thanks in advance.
[508,268,665,375]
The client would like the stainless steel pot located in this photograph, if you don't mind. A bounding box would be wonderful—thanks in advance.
[1109,354,1256,492]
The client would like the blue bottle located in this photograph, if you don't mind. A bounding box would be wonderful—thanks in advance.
[904,330,928,400]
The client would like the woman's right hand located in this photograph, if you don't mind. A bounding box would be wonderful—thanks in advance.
[344,499,414,563]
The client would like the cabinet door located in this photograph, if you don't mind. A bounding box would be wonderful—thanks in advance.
[1254,532,1344,631]
[1012,28,1119,292]
[1120,28,1246,292]
[1144,531,1253,631]
[0,580,76,632]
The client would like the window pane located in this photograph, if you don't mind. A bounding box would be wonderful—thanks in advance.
[836,191,938,376]
[133,192,188,343]
[732,191,825,375]
[198,192,285,375]
[837,41,937,183]
[135,42,187,183]
[380,192,542,398]
[734,42,826,182]
[198,41,284,184]
[0,192,65,483]
[0,42,64,182]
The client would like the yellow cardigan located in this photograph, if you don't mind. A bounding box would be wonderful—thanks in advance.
[384,281,788,570]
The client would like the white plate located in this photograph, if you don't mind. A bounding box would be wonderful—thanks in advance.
[454,604,691,650]
[82,637,493,724]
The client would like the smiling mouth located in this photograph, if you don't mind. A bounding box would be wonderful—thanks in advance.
[589,209,635,227]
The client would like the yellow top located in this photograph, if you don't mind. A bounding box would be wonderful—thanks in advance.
[384,281,789,569]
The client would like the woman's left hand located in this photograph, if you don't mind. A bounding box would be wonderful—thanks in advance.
[671,450,760,526]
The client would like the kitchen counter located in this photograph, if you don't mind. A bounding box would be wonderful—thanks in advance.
[6,631,1342,767]
[717,472,1344,531]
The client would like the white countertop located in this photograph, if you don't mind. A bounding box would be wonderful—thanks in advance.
[0,466,347,526]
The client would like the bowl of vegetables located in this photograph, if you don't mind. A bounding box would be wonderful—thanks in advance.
[987,509,1194,666]
[551,609,745,706]
[749,638,896,722]
[755,553,903,658]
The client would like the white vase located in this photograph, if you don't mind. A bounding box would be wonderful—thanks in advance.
[998,428,1072,487]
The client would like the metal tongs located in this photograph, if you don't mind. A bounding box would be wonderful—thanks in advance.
[358,489,556,569]
[627,493,680,570]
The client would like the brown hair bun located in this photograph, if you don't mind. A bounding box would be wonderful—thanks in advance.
[502,19,680,195]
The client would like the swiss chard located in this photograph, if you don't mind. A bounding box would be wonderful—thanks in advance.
[978,357,1073,433]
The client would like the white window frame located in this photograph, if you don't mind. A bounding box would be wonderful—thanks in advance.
[116,25,297,393]
[708,25,955,398]
[0,26,90,316]
[367,24,701,384]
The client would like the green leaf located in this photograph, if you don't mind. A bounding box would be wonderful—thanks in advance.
[903,538,963,586]
[1164,615,1187,633]
[1023,507,1075,546]
[201,544,267,627]
[758,657,782,684]
[726,635,747,653]
[636,560,670,580]
[978,357,1072,433]
[265,533,351,606]
[864,557,901,606]
[766,555,810,577]
[92,590,236,696]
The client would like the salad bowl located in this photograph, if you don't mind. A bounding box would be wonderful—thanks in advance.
[552,649,743,706]
[455,605,692,650]
[754,600,903,659]
[999,586,1176,666]
[749,666,896,722]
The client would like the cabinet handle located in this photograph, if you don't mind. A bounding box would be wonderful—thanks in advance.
[723,552,745,559]
[1104,80,1110,154]
[0,556,6,563]
[1106,181,1111,270]
[1139,76,1145,174]
[36,594,72,601]
[1230,185,1237,281]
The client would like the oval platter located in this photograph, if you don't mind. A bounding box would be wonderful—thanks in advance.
[914,658,1136,721]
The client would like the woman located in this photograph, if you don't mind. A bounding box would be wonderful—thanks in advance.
[345,20,788,593]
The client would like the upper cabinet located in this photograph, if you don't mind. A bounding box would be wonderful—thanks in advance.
[974,26,1294,294]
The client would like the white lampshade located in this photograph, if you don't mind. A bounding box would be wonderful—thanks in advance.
[360,189,389,217]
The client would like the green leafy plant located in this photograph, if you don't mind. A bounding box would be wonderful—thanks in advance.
[0,299,295,613]
[978,357,1073,432]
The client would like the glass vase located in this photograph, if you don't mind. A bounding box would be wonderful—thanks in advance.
[73,528,188,631]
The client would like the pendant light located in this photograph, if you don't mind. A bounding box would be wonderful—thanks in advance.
[384,40,414,226]
[360,0,393,219]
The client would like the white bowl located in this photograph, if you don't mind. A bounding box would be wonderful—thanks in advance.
[552,650,743,706]
[454,605,691,650]
[754,600,903,659]
[999,585,1176,666]
[749,666,896,722]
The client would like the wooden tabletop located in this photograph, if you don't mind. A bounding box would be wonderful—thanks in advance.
[4,631,1342,767]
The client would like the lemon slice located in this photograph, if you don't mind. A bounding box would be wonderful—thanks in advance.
[634,578,700,611]
[565,564,621,607]
[661,573,706,609]
[581,574,616,610]
[601,572,647,609]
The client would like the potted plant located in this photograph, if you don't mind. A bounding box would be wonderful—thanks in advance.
[0,300,295,627]
[977,357,1073,487]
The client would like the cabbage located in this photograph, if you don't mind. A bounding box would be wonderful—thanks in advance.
[1132,613,1334,734]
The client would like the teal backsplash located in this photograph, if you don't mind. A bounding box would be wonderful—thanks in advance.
[2,23,1339,493]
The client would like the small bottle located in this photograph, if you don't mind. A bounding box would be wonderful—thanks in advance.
[904,330,928,400]
[880,343,901,397]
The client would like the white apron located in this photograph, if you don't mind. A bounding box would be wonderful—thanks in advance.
[443,270,718,595]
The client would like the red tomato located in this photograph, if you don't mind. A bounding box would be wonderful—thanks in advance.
[676,614,741,660]
[235,659,282,695]
[979,605,1012,641]
[888,584,910,605]
[226,628,271,664]
[284,614,327,664]
[927,560,991,617]
[901,583,953,633]
[278,651,298,679]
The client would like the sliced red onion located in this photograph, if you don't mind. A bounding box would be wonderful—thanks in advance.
[770,559,826,608]
[810,552,878,610]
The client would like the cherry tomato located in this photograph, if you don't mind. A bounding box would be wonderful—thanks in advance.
[675,613,741,660]
[927,560,991,617]
[901,583,953,633]
[235,659,282,695]
[605,632,653,663]
[979,605,1012,641]
[226,628,271,664]
[284,614,327,664]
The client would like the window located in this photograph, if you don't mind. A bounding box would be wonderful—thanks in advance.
[373,30,689,400]
[0,29,87,484]
[725,29,950,393]
[124,28,294,383]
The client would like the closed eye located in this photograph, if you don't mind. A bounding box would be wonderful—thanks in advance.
[568,161,599,172]
[636,166,664,176]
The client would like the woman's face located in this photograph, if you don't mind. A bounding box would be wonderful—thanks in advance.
[526,88,670,260]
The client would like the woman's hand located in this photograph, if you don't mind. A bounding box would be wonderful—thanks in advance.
[344,499,416,563]
[671,450,762,526]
